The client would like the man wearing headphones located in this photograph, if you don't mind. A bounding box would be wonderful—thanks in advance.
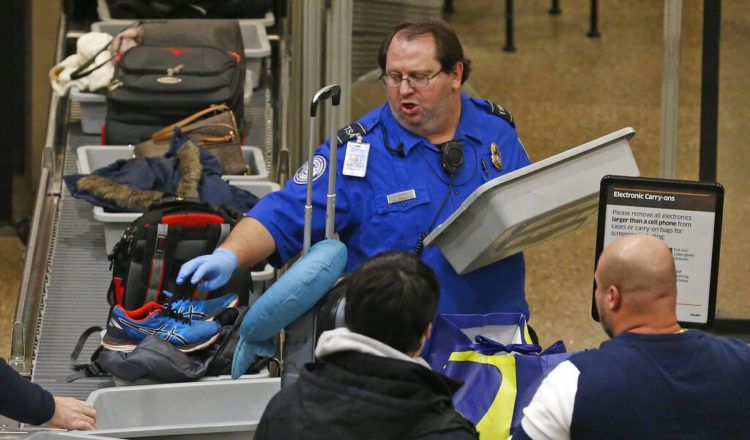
[178,19,532,317]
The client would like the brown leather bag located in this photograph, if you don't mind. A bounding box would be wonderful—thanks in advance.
[134,104,249,175]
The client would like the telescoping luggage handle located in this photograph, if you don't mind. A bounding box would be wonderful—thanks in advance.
[303,84,342,255]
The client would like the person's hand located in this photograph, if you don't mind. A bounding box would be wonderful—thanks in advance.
[47,396,96,431]
[177,248,238,291]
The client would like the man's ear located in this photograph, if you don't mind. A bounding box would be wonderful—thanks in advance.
[608,285,622,312]
[450,62,463,89]
[423,322,433,340]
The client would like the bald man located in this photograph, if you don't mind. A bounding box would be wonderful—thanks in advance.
[513,235,750,440]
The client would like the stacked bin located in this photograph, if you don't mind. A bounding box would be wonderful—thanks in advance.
[76,145,278,295]
[71,19,272,135]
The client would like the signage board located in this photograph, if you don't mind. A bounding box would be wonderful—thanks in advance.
[592,176,723,328]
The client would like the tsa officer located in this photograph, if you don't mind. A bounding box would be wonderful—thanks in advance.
[177,19,532,317]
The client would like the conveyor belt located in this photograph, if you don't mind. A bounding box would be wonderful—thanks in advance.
[31,75,273,400]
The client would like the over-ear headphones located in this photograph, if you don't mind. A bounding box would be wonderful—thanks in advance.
[440,140,464,176]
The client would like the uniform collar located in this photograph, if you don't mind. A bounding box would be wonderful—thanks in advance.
[455,94,484,144]
[380,94,481,157]
[379,104,425,156]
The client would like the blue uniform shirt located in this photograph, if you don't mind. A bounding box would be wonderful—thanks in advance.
[249,94,532,317]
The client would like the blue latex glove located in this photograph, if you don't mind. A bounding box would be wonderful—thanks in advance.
[176,248,238,291]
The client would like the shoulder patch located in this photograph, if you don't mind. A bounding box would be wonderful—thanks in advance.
[293,155,327,185]
[336,122,368,145]
[483,100,515,128]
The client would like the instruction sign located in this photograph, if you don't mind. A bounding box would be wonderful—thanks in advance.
[592,176,723,328]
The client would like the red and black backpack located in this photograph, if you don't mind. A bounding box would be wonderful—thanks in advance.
[107,197,252,310]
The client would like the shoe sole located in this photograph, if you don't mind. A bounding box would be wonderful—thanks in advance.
[100,333,138,353]
[180,331,221,353]
[203,295,240,321]
[101,330,222,353]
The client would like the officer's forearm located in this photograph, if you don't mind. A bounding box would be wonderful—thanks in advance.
[220,217,276,269]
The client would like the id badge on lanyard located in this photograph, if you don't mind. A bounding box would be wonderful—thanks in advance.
[342,141,370,177]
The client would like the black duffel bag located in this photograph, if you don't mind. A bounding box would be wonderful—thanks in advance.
[105,19,245,145]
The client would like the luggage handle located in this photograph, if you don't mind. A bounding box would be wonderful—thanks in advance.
[309,85,342,117]
[303,84,341,255]
[151,104,231,141]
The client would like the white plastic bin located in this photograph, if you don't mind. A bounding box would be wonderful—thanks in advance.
[77,145,268,181]
[91,20,271,89]
[74,147,277,249]
[238,21,271,89]
[84,177,279,294]
[253,11,276,28]
[70,87,107,135]
[112,370,270,387]
[250,263,275,297]
[91,179,278,252]
[86,378,280,439]
[425,128,640,274]
[22,431,117,439]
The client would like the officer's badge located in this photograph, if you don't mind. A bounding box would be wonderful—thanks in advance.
[490,143,503,171]
[293,155,327,184]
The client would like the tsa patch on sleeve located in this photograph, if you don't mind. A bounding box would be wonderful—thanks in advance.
[293,155,327,184]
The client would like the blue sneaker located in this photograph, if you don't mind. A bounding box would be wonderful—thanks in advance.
[102,302,221,353]
[163,292,239,321]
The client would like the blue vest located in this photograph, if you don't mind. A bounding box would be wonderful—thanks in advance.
[569,331,750,439]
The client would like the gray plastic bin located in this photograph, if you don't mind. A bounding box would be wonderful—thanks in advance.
[425,127,640,274]
[71,88,107,135]
[92,178,277,253]
[75,147,277,255]
[22,431,119,439]
[82,177,278,253]
[85,378,280,439]
[237,21,271,89]
[76,145,268,181]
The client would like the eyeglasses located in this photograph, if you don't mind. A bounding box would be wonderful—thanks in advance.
[380,70,444,88]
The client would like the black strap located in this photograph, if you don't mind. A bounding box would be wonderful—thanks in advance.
[202,223,222,254]
[69,21,141,80]
[67,326,108,382]
[163,223,185,297]
[69,49,114,81]
[197,223,224,299]
[143,223,169,304]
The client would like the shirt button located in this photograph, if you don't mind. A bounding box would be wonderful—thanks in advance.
[454,190,459,195]
[401,201,407,207]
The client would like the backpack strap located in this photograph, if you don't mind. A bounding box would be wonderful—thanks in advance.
[162,220,230,301]
[144,223,170,304]
[193,223,228,300]
[218,223,231,244]
[107,277,127,307]
[67,326,109,382]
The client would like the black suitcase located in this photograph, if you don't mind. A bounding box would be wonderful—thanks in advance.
[105,20,245,145]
